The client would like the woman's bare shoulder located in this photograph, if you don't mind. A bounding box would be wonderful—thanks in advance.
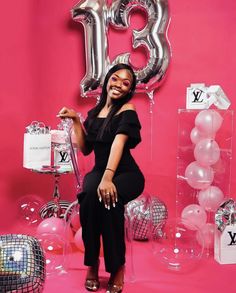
[118,103,136,113]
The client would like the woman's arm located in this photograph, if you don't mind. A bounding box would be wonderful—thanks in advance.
[97,103,137,209]
[97,133,128,209]
[57,107,92,155]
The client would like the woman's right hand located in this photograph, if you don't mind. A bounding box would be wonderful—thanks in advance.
[57,107,78,120]
[57,106,90,155]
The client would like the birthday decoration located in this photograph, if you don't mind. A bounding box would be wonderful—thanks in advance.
[155,218,204,272]
[181,110,224,239]
[215,198,236,232]
[23,118,83,181]
[0,234,45,293]
[126,194,168,240]
[17,194,44,227]
[215,199,236,264]
[177,108,233,253]
[52,119,76,173]
[72,0,171,98]
[186,84,231,110]
[23,121,51,169]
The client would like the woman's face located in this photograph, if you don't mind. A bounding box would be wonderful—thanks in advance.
[106,69,133,100]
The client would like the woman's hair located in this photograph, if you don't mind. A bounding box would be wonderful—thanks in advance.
[89,63,137,138]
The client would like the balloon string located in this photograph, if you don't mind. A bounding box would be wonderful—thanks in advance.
[148,91,154,162]
[150,109,153,162]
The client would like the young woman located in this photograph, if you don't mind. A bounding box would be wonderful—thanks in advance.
[58,63,145,293]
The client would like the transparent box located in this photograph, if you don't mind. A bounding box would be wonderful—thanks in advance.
[176,109,234,253]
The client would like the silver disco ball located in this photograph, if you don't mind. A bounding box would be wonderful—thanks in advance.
[0,234,45,292]
[126,195,168,240]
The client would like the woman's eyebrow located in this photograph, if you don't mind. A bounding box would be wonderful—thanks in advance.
[113,74,131,81]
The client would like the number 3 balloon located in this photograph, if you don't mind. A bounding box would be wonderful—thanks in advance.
[72,0,171,97]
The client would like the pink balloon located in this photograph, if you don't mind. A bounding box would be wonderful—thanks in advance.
[198,186,224,212]
[196,223,215,249]
[195,110,223,135]
[190,127,215,145]
[185,161,214,190]
[74,228,104,257]
[181,204,207,230]
[36,217,73,241]
[70,210,81,232]
[194,139,220,166]
[74,228,84,252]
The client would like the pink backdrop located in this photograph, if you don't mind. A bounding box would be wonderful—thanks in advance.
[0,0,236,231]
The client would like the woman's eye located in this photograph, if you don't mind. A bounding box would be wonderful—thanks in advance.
[123,82,130,87]
[111,76,117,81]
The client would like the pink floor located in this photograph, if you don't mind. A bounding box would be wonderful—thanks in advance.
[42,240,235,293]
[1,223,235,293]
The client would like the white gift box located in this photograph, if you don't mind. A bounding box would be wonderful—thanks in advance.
[207,85,231,109]
[214,224,236,264]
[186,83,210,109]
[186,83,231,110]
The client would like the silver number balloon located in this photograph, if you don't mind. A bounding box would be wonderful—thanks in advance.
[110,0,170,94]
[72,0,110,97]
[72,0,170,97]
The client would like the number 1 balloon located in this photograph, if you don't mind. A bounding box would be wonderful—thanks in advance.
[72,0,171,97]
[72,0,110,97]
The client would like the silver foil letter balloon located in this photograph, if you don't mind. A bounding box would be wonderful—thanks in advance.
[72,0,110,97]
[110,0,171,94]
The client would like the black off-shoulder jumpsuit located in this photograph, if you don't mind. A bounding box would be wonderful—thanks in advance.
[78,109,145,274]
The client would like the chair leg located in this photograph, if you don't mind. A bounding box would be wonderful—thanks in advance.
[124,208,135,282]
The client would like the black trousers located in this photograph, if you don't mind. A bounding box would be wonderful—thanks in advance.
[78,169,145,273]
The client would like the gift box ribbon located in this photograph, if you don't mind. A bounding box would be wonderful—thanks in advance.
[25,121,50,134]
[215,198,236,232]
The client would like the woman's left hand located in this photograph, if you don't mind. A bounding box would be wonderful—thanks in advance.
[97,178,117,209]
